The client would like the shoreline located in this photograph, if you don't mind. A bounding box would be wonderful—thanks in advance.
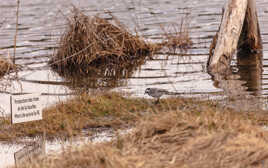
[9,92,268,168]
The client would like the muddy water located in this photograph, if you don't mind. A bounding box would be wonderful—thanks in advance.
[0,0,268,166]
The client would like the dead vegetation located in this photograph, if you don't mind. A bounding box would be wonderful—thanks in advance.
[50,8,192,83]
[161,17,193,53]
[0,57,16,77]
[50,8,159,76]
[15,96,268,168]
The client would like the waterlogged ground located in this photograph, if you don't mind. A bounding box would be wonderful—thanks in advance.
[1,0,268,167]
[1,128,123,167]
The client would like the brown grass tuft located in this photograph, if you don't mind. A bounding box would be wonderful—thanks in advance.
[50,8,193,85]
[161,17,193,53]
[0,57,16,77]
[50,8,158,75]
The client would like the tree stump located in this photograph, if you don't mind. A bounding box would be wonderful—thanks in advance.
[207,0,262,74]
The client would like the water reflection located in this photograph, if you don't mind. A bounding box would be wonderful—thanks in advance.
[0,0,268,104]
[51,56,147,91]
[237,50,263,96]
[210,51,263,96]
[208,49,263,110]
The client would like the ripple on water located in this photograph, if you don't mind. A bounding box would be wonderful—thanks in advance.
[0,0,267,116]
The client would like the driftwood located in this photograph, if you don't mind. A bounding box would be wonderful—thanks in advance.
[207,0,262,74]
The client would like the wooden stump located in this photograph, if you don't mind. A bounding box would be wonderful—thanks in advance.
[238,0,262,52]
[207,0,262,74]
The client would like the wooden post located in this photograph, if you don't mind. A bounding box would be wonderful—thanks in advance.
[13,0,20,65]
[207,0,261,74]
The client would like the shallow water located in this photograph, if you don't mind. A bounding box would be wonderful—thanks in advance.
[0,127,126,167]
[0,0,268,112]
[1,0,268,167]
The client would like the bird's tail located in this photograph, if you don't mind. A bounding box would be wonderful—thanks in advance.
[166,91,182,96]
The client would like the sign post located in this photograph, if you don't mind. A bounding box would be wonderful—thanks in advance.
[10,94,43,124]
[10,94,46,166]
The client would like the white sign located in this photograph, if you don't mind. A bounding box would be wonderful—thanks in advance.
[11,94,43,124]
[14,139,45,165]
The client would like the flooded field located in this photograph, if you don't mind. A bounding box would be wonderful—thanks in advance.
[1,0,268,167]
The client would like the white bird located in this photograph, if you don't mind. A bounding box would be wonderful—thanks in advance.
[144,88,171,103]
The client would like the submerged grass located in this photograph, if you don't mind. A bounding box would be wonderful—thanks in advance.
[15,95,268,168]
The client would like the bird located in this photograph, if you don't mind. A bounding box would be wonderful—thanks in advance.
[144,88,171,103]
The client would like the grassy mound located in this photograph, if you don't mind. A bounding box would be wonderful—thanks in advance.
[0,92,151,141]
[50,8,157,74]
[15,97,268,168]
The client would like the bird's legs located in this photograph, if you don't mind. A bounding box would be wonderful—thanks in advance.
[155,98,160,104]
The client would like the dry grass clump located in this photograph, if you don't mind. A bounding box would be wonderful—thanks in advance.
[161,17,193,53]
[16,98,268,168]
[0,57,15,77]
[49,8,193,91]
[50,8,193,83]
[50,8,157,75]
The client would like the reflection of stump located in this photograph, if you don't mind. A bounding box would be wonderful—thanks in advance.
[207,0,262,74]
[237,51,263,96]
[237,0,263,96]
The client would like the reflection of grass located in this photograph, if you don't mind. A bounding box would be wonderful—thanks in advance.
[15,95,268,168]
[53,55,146,89]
